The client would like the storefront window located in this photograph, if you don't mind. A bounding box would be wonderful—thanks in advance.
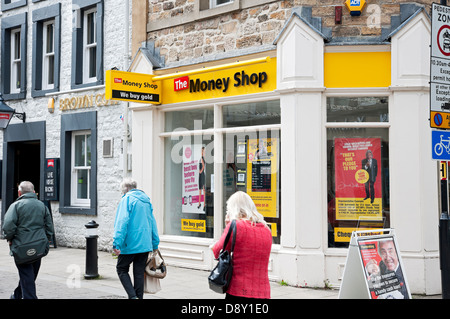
[222,100,281,244]
[164,107,214,132]
[326,97,390,248]
[223,101,280,127]
[163,100,281,243]
[223,129,281,244]
[164,117,214,238]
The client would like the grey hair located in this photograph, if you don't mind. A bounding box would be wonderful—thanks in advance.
[120,178,137,194]
[19,181,35,194]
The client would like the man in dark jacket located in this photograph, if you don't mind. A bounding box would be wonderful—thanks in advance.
[2,181,54,299]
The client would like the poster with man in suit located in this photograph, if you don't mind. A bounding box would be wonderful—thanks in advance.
[359,237,410,299]
[334,138,382,221]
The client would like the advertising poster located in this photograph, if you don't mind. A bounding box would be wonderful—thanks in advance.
[246,138,278,218]
[358,237,410,299]
[182,144,206,214]
[334,138,382,220]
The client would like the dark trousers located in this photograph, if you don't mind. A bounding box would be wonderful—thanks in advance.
[116,252,149,299]
[13,258,41,299]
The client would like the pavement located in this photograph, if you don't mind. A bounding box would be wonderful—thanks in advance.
[0,242,442,300]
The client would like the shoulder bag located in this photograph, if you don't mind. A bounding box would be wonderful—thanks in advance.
[145,249,167,279]
[208,219,236,294]
[12,236,49,265]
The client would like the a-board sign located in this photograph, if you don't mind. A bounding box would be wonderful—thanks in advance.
[339,229,411,299]
[105,70,161,104]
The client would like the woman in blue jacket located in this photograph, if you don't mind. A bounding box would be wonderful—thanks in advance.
[113,178,159,299]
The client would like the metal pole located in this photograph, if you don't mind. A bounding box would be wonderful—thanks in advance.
[442,0,447,6]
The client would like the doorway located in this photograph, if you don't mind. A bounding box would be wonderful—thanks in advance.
[12,141,41,199]
[1,121,46,223]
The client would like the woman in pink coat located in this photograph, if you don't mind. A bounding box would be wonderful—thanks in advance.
[212,191,272,300]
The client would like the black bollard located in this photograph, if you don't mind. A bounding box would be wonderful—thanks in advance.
[84,220,99,279]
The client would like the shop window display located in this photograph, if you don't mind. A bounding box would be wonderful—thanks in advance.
[163,100,281,243]
[326,97,390,248]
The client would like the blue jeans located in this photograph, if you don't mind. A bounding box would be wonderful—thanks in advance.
[13,258,41,299]
[116,252,149,299]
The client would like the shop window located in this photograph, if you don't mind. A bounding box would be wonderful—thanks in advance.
[164,108,214,238]
[71,0,104,89]
[60,112,97,215]
[1,12,27,100]
[326,97,390,248]
[31,3,61,97]
[164,134,214,238]
[162,100,281,243]
[71,131,92,207]
[222,101,281,244]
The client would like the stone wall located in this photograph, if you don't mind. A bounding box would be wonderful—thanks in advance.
[147,0,434,66]
[0,0,132,251]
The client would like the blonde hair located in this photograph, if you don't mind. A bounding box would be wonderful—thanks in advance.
[226,191,268,227]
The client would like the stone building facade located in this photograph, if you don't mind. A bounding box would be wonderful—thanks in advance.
[0,0,132,250]
[141,0,434,66]
[128,0,440,296]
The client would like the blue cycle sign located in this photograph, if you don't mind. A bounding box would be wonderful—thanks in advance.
[432,130,450,160]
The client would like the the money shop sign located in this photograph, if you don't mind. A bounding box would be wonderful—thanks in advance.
[105,70,161,104]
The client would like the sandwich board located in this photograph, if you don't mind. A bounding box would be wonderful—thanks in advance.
[339,229,411,299]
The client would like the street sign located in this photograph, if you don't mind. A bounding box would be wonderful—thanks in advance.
[432,129,450,160]
[431,3,450,128]
[105,70,161,104]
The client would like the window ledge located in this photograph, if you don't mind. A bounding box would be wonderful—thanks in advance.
[59,206,96,215]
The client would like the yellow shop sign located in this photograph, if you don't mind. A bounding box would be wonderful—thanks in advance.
[105,70,161,104]
[155,56,277,104]
[105,57,276,105]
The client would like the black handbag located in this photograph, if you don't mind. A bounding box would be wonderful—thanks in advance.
[208,220,236,294]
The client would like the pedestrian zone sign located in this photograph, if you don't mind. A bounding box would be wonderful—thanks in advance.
[431,3,450,129]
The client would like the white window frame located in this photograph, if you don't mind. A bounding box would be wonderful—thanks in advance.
[71,130,91,207]
[42,20,55,90]
[10,28,21,94]
[83,7,97,84]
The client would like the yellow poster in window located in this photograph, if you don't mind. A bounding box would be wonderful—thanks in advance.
[181,219,206,232]
[246,138,278,218]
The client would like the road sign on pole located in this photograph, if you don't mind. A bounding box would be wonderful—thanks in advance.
[431,3,450,128]
[432,129,450,160]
